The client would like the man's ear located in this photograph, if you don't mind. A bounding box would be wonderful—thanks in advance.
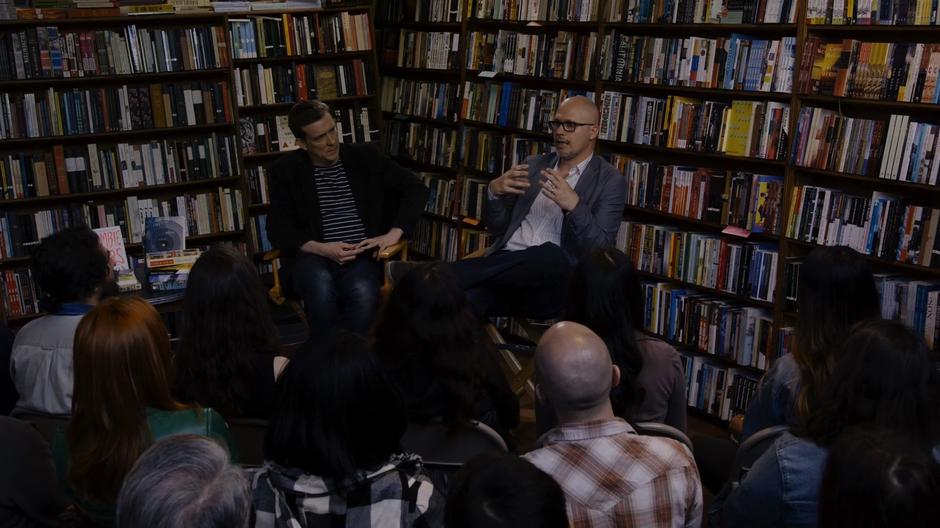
[611,364,621,389]
[295,138,306,150]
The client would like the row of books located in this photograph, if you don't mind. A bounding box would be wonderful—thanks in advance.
[799,38,940,102]
[0,187,244,258]
[412,217,459,260]
[878,115,940,184]
[465,30,597,82]
[232,59,373,106]
[246,165,269,205]
[378,0,462,22]
[382,30,460,70]
[611,155,784,234]
[598,92,790,161]
[458,177,488,220]
[239,104,378,154]
[462,228,491,256]
[248,213,272,253]
[0,134,239,200]
[461,127,552,175]
[0,25,229,81]
[379,78,461,122]
[787,185,940,268]
[618,220,780,302]
[420,172,456,218]
[0,82,232,139]
[461,81,593,130]
[605,0,797,23]
[227,11,372,59]
[602,33,796,94]
[2,268,39,318]
[806,0,939,25]
[681,353,761,420]
[790,106,883,177]
[469,0,602,21]
[385,121,460,169]
[644,281,774,369]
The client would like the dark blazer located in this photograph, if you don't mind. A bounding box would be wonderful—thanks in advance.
[266,143,429,255]
[483,152,627,263]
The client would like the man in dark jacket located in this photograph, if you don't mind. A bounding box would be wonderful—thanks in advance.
[266,101,428,336]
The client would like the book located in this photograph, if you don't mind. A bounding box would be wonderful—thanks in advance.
[93,226,141,292]
[144,216,187,253]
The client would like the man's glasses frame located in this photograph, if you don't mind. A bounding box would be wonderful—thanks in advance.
[547,120,596,132]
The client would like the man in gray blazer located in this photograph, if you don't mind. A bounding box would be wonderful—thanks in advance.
[453,96,626,319]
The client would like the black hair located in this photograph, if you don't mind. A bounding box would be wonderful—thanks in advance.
[818,428,940,528]
[287,100,331,139]
[565,247,645,418]
[371,262,494,424]
[174,246,280,417]
[803,319,939,448]
[31,225,111,311]
[445,452,569,528]
[793,246,880,423]
[264,330,407,484]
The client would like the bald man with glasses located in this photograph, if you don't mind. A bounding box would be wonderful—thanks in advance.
[453,96,627,320]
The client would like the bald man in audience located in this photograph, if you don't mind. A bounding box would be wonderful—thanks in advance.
[524,322,703,528]
[452,96,627,320]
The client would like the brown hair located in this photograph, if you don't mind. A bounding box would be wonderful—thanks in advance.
[287,100,331,139]
[67,296,187,503]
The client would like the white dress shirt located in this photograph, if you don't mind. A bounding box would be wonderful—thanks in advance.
[504,154,593,251]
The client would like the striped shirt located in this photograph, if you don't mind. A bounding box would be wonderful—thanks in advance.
[313,160,367,244]
[524,419,703,528]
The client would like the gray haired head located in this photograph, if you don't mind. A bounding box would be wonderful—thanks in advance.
[116,434,250,528]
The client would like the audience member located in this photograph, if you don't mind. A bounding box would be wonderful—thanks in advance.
[0,416,67,527]
[116,434,249,528]
[0,323,15,415]
[694,245,880,493]
[525,321,702,528]
[52,297,234,527]
[452,96,627,320]
[174,246,285,419]
[249,331,443,527]
[818,428,940,528]
[266,100,428,336]
[566,247,686,430]
[719,319,939,528]
[372,263,518,442]
[10,226,117,415]
[445,451,568,528]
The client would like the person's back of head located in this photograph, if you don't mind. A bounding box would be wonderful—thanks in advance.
[535,321,619,424]
[818,428,940,528]
[31,225,113,311]
[794,246,880,422]
[445,452,568,528]
[116,435,249,528]
[69,296,184,503]
[566,247,644,417]
[265,330,407,483]
[176,245,279,417]
[804,319,939,448]
[372,262,488,422]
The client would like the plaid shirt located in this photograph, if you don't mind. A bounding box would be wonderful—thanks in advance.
[524,419,702,528]
[248,454,444,527]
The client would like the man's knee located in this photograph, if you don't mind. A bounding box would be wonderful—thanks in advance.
[292,255,336,297]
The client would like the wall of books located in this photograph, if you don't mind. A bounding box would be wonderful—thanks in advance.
[0,0,379,324]
[377,0,940,422]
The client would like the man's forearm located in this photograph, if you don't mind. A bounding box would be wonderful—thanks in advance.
[300,240,322,255]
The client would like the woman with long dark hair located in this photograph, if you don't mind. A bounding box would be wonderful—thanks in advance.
[720,319,939,527]
[249,331,444,526]
[52,297,233,526]
[566,247,687,430]
[174,246,284,418]
[371,263,519,442]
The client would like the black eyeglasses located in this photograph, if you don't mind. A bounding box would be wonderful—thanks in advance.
[547,120,596,132]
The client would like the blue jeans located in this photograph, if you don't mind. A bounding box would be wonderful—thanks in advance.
[291,254,382,337]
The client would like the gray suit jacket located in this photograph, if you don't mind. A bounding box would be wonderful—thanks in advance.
[483,152,627,264]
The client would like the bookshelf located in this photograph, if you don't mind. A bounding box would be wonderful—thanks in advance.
[0,2,381,323]
[375,0,940,423]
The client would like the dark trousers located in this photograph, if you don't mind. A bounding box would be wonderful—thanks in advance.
[290,253,382,338]
[451,243,572,320]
